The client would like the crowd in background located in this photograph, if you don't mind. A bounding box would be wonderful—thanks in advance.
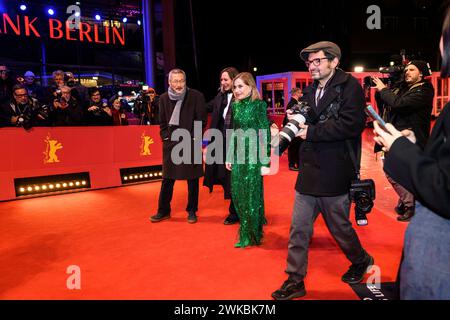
[0,66,160,128]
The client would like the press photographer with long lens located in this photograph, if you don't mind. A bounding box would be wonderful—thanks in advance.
[372,60,434,222]
[0,84,49,128]
[272,41,373,300]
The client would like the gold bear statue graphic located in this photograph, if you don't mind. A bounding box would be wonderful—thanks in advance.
[140,133,154,156]
[44,135,63,164]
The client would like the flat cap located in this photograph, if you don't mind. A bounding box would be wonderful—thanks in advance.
[300,41,341,61]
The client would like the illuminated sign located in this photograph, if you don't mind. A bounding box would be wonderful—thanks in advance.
[0,13,126,46]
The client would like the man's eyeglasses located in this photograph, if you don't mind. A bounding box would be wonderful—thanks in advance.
[170,79,186,84]
[305,57,329,68]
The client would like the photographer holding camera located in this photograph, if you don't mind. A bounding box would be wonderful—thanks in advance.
[134,87,159,125]
[0,84,49,128]
[272,41,373,300]
[51,86,83,126]
[372,60,434,222]
[83,87,112,126]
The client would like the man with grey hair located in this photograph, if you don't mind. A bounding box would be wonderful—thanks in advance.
[150,68,207,224]
[272,41,373,300]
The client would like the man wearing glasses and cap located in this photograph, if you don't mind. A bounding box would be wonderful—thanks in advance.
[272,41,373,300]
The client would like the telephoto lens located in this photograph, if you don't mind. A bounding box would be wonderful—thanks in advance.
[272,114,306,156]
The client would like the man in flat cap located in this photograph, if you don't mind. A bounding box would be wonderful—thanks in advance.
[272,41,374,300]
[372,60,434,222]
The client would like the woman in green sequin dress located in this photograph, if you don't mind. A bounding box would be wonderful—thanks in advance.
[226,72,271,248]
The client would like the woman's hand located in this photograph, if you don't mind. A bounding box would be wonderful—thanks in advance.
[225,162,232,171]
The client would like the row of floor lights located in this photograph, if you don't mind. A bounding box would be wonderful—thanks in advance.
[19,181,87,194]
[123,172,162,181]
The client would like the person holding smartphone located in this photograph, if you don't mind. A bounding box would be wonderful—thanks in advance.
[371,60,434,222]
[372,8,450,299]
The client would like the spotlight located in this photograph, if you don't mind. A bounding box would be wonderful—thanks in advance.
[27,187,33,192]
[129,176,134,180]
[82,181,86,185]
[56,183,61,188]
[144,174,149,178]
[69,182,74,187]
[149,174,153,177]
[134,175,138,179]
[49,185,54,190]
[42,185,48,190]
[124,177,128,180]
[47,8,55,16]
[19,187,25,193]
[95,14,101,21]
[62,183,68,188]
[20,4,27,11]
[75,181,80,186]
[139,175,143,179]
[137,20,141,26]
[122,17,128,23]
[75,12,80,17]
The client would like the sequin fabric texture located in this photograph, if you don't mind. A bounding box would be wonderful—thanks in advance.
[228,97,271,247]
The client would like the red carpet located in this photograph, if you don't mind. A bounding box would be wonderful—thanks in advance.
[0,129,406,300]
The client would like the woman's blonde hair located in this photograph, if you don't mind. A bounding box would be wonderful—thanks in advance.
[233,72,261,101]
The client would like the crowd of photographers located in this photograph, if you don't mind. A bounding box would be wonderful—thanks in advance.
[0,66,160,128]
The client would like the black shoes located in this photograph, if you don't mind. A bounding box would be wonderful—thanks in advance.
[224,214,239,225]
[394,202,406,215]
[187,211,198,224]
[271,279,306,300]
[342,254,374,284]
[397,207,414,222]
[150,212,170,223]
[289,164,299,171]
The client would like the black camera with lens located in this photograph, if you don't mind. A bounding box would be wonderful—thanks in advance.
[272,101,310,156]
[349,179,376,226]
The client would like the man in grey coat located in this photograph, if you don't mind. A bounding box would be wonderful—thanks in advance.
[150,69,207,223]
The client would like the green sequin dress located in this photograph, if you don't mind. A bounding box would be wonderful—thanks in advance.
[227,97,271,248]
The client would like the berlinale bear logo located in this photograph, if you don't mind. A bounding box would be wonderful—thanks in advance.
[140,132,154,156]
[44,134,63,164]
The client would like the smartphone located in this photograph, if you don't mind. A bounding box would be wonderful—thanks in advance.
[366,105,388,130]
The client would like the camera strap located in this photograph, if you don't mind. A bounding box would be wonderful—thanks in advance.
[346,139,361,180]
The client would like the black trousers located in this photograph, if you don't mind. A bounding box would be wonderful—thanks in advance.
[157,178,199,215]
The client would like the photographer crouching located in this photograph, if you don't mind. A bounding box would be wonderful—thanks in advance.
[0,84,49,128]
[271,41,374,300]
[372,60,434,222]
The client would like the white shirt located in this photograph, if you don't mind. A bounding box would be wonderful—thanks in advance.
[223,92,233,119]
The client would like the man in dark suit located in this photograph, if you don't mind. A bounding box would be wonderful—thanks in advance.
[272,41,373,300]
[150,69,207,224]
[284,87,303,171]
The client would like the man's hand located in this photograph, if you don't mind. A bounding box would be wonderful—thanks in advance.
[286,109,295,121]
[11,116,19,125]
[372,77,387,92]
[53,99,62,109]
[103,107,112,116]
[297,123,308,139]
[88,106,99,112]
